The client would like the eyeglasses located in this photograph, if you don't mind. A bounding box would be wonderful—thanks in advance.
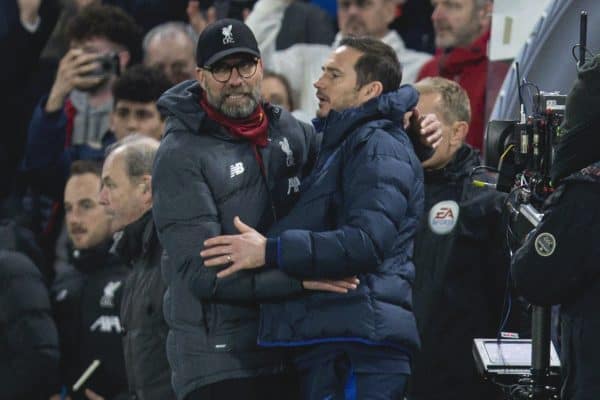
[204,58,259,83]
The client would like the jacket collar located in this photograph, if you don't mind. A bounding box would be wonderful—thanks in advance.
[69,238,114,274]
[424,144,480,184]
[115,210,156,265]
[313,85,419,151]
[157,80,283,140]
[563,160,600,185]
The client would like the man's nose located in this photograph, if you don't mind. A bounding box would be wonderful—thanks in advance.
[98,187,109,206]
[431,4,445,22]
[227,67,243,86]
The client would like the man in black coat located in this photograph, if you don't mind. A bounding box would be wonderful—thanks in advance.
[512,54,600,400]
[0,249,59,400]
[51,160,129,400]
[99,135,175,400]
[408,77,512,400]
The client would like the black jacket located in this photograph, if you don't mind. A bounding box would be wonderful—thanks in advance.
[409,145,512,400]
[152,80,318,398]
[512,161,600,400]
[116,211,175,400]
[0,250,59,400]
[51,240,130,400]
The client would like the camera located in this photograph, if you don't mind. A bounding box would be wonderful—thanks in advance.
[485,92,566,210]
[85,52,121,79]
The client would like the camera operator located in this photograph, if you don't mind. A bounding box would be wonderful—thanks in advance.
[511,54,600,400]
[409,77,518,400]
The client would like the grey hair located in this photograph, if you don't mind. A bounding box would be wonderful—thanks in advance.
[142,21,197,55]
[105,134,160,183]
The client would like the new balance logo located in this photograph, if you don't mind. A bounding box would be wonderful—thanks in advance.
[90,316,123,333]
[230,162,245,178]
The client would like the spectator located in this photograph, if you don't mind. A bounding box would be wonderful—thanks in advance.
[99,135,175,400]
[22,3,142,199]
[151,19,320,400]
[200,37,425,399]
[111,65,171,140]
[0,250,60,400]
[143,22,197,84]
[262,71,294,111]
[408,77,512,400]
[261,70,313,122]
[512,53,600,400]
[268,0,336,51]
[417,0,506,151]
[0,0,60,197]
[22,63,166,202]
[51,160,129,400]
[246,0,432,116]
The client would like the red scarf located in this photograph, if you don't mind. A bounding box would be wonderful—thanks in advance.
[200,94,269,147]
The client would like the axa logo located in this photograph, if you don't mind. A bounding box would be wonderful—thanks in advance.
[428,200,460,235]
[230,162,245,178]
[90,315,123,333]
[222,25,234,44]
[100,281,122,308]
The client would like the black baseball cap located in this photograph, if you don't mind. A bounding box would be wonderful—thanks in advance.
[196,19,260,68]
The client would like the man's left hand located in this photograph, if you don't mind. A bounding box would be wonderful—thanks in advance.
[201,217,266,278]
[419,112,443,148]
[405,108,443,149]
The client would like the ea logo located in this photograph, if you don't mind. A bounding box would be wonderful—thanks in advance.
[428,200,460,235]
[534,232,556,257]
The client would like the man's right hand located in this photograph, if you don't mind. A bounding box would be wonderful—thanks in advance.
[302,277,360,293]
[45,49,105,113]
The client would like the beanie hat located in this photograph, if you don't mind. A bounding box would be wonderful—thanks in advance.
[550,53,600,183]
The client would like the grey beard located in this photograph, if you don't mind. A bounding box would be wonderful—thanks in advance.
[208,85,262,119]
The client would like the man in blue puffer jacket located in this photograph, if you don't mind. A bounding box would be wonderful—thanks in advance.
[201,36,425,399]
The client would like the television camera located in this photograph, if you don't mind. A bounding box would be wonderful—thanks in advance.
[473,10,591,400]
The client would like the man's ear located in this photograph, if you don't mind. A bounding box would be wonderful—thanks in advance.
[196,67,206,90]
[450,121,469,146]
[118,50,131,71]
[360,81,383,102]
[140,175,152,200]
[479,1,493,31]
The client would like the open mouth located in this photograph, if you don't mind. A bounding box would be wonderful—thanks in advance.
[316,92,329,104]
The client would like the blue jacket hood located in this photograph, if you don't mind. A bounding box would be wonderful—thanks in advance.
[313,85,419,147]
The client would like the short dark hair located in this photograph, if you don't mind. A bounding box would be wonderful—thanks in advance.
[338,36,402,93]
[66,4,143,63]
[112,65,172,105]
[70,160,102,178]
[263,70,295,111]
